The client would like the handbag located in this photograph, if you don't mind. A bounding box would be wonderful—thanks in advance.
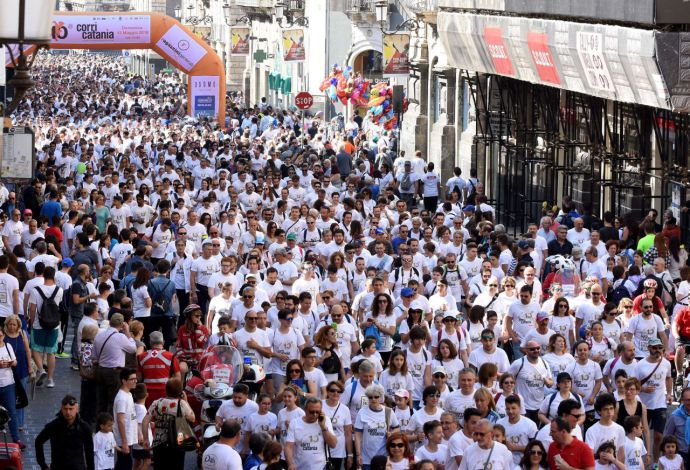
[170,399,198,451]
[5,345,27,409]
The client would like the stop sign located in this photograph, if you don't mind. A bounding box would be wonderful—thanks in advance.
[295,91,314,110]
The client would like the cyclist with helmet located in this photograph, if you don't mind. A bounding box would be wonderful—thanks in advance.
[632,278,670,327]
[175,304,210,375]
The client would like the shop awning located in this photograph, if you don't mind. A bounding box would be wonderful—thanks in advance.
[437,12,686,112]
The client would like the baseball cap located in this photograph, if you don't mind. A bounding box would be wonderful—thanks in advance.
[62,258,74,268]
[255,235,265,245]
[394,390,410,399]
[517,240,530,249]
[462,205,475,212]
[401,287,415,298]
[443,312,457,320]
[432,366,447,377]
[648,337,663,347]
[375,228,384,235]
[23,209,32,215]
[536,311,549,322]
[286,233,297,241]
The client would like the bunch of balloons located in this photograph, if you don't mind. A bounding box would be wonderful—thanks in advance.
[366,81,397,129]
[319,64,371,107]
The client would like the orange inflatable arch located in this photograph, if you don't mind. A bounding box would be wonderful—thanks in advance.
[6,12,226,123]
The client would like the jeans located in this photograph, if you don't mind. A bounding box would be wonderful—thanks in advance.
[511,340,524,360]
[16,377,27,428]
[0,383,19,442]
[70,315,83,365]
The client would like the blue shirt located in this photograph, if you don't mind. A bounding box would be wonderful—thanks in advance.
[40,200,63,226]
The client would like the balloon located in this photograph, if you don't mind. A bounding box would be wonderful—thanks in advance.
[330,77,338,86]
[319,78,331,92]
[368,96,385,107]
[76,162,87,174]
[327,85,338,102]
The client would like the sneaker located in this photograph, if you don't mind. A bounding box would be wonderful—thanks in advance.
[70,364,79,371]
[16,440,25,450]
[36,370,47,387]
[55,352,70,359]
[46,379,55,388]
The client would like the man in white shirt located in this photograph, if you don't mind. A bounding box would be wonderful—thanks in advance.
[202,420,243,470]
[215,384,259,453]
[113,368,138,467]
[567,218,591,248]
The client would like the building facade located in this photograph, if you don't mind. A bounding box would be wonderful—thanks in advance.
[401,0,690,235]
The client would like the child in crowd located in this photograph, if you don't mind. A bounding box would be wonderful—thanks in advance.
[595,442,627,470]
[93,412,119,470]
[622,416,646,470]
[659,436,684,470]
[132,383,152,470]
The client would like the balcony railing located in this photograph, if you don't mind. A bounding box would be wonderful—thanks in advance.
[232,0,273,8]
[347,0,376,13]
[398,0,438,13]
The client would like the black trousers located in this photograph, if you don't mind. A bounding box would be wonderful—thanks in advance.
[176,289,189,329]
[115,449,133,470]
[148,316,176,349]
[152,444,185,470]
[96,366,121,414]
[195,283,210,316]
[423,196,438,213]
[58,308,69,354]
[80,379,98,429]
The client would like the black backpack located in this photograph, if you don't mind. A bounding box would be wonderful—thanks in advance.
[610,283,631,305]
[320,346,341,374]
[150,280,172,317]
[36,286,61,329]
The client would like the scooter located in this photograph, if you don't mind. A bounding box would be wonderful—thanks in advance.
[192,344,244,449]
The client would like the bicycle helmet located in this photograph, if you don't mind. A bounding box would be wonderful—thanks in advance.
[184,304,202,315]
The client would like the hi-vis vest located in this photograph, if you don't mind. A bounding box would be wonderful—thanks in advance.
[138,349,174,386]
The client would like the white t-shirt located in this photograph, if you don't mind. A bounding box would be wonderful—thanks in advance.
[233,328,271,366]
[285,416,335,469]
[496,416,538,465]
[215,400,259,451]
[543,352,576,385]
[355,406,400,465]
[623,436,647,470]
[267,328,305,375]
[406,347,432,401]
[202,441,243,470]
[468,348,511,374]
[508,357,551,411]
[113,389,138,446]
[191,256,221,287]
[93,431,117,470]
[565,359,604,411]
[634,358,672,410]
[416,444,449,468]
[458,442,514,470]
[585,421,626,453]
[506,301,539,341]
[626,314,665,358]
[322,400,352,458]
[246,411,278,435]
[444,390,476,422]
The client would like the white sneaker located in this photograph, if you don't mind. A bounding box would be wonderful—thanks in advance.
[46,379,55,388]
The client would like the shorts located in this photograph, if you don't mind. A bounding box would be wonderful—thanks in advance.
[648,408,667,433]
[678,337,690,348]
[132,447,151,460]
[30,328,59,354]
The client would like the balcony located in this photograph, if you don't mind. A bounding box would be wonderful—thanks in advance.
[99,0,131,11]
[231,0,273,8]
[346,0,378,22]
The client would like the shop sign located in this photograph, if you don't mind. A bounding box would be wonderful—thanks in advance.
[483,26,514,76]
[576,31,615,93]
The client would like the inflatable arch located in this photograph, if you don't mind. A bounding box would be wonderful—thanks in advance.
[6,12,226,123]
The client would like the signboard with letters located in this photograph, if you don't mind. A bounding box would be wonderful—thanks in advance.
[1,127,35,182]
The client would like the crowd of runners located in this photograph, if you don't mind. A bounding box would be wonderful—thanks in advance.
[1,52,690,470]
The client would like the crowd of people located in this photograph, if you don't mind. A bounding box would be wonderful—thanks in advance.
[3,52,690,470]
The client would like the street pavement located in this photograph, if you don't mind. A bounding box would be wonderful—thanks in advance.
[22,333,199,469]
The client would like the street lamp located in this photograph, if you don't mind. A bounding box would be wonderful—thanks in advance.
[174,4,181,18]
[180,4,213,26]
[375,0,419,33]
[375,0,387,26]
[1,0,54,116]
[274,0,308,27]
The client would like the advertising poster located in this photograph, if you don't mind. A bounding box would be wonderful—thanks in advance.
[190,76,220,118]
[383,34,411,76]
[576,31,615,93]
[156,24,208,72]
[483,26,515,76]
[230,27,250,55]
[50,14,151,45]
[527,31,560,85]
[282,29,305,62]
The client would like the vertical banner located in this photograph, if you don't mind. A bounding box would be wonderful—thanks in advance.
[190,76,220,118]
[527,32,560,85]
[383,33,411,76]
[230,27,250,56]
[282,29,305,62]
[483,26,514,76]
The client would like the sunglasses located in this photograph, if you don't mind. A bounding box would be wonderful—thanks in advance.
[328,389,342,394]
[289,369,301,373]
[389,443,406,449]
[481,336,494,341]
[529,450,543,456]
[246,316,258,321]
[528,347,541,351]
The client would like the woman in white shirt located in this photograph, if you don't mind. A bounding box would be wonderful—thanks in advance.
[131,269,152,330]
[542,333,575,387]
[0,329,19,446]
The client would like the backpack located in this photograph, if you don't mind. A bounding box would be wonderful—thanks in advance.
[610,283,631,305]
[36,286,61,330]
[546,391,582,419]
[150,280,172,317]
[363,323,383,350]
[401,173,412,191]
[394,267,420,285]
[437,328,463,347]
[320,346,341,374]
[466,179,477,205]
